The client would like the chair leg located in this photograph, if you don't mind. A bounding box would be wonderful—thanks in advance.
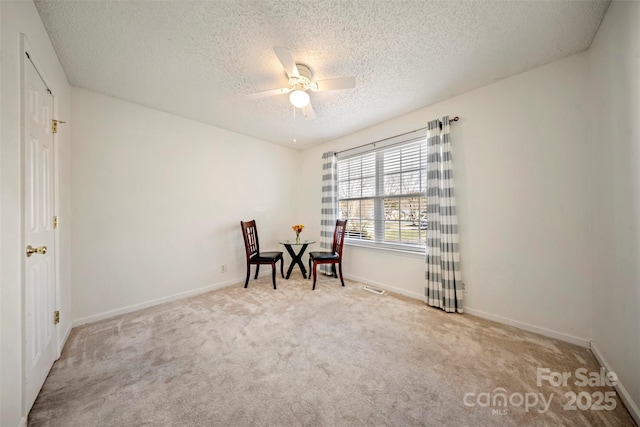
[331,264,337,278]
[254,264,260,279]
[244,263,251,288]
[312,262,318,290]
[338,261,345,287]
[271,262,277,290]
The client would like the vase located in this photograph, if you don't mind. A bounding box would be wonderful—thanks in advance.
[295,233,300,244]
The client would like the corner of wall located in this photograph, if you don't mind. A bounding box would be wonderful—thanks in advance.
[590,342,640,425]
[587,0,640,420]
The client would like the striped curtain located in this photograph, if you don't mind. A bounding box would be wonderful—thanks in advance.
[320,152,338,274]
[425,116,463,313]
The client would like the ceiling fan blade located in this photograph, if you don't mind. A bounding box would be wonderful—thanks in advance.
[301,102,315,120]
[273,46,300,79]
[313,76,356,91]
[247,87,291,99]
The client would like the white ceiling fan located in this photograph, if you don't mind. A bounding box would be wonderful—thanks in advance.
[248,47,356,120]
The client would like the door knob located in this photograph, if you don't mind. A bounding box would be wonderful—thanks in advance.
[26,245,47,257]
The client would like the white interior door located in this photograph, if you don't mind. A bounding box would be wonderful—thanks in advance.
[23,53,57,412]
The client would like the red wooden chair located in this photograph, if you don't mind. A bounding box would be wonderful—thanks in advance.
[308,219,348,290]
[240,220,284,289]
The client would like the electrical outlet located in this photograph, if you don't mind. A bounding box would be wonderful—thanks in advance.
[220,264,227,273]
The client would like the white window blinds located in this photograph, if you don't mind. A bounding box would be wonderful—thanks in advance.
[337,134,428,251]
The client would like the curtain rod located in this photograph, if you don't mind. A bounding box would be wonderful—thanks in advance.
[335,116,459,155]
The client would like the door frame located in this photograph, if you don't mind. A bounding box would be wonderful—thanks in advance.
[20,34,61,413]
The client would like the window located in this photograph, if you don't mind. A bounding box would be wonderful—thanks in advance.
[337,134,428,251]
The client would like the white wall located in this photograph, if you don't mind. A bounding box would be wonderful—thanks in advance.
[70,88,301,323]
[589,0,640,421]
[300,52,592,346]
[0,1,72,426]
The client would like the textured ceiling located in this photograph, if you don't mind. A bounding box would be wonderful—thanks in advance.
[35,0,609,150]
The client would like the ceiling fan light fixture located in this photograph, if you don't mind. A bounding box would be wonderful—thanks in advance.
[289,90,310,108]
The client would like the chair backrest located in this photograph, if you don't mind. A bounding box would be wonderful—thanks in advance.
[332,219,348,256]
[240,220,260,259]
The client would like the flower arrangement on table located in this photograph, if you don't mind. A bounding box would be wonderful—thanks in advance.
[292,224,305,243]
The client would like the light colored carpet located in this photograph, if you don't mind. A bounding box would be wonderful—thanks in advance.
[29,273,635,426]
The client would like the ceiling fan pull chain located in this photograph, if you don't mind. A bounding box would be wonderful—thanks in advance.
[292,106,297,143]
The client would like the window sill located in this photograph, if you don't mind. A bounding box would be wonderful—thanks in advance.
[344,240,425,258]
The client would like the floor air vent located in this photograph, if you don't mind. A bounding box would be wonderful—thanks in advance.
[363,285,385,295]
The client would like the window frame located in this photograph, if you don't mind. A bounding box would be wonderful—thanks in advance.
[337,132,429,253]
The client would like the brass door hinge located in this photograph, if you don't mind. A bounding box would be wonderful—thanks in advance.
[54,311,60,325]
[53,216,59,229]
[51,119,66,134]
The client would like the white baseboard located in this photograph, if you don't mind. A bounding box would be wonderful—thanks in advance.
[57,323,72,357]
[345,275,590,348]
[71,277,242,327]
[348,275,637,424]
[590,342,640,425]
[464,307,590,348]
[344,274,424,301]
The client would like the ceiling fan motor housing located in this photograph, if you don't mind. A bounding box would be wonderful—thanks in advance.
[289,64,313,90]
